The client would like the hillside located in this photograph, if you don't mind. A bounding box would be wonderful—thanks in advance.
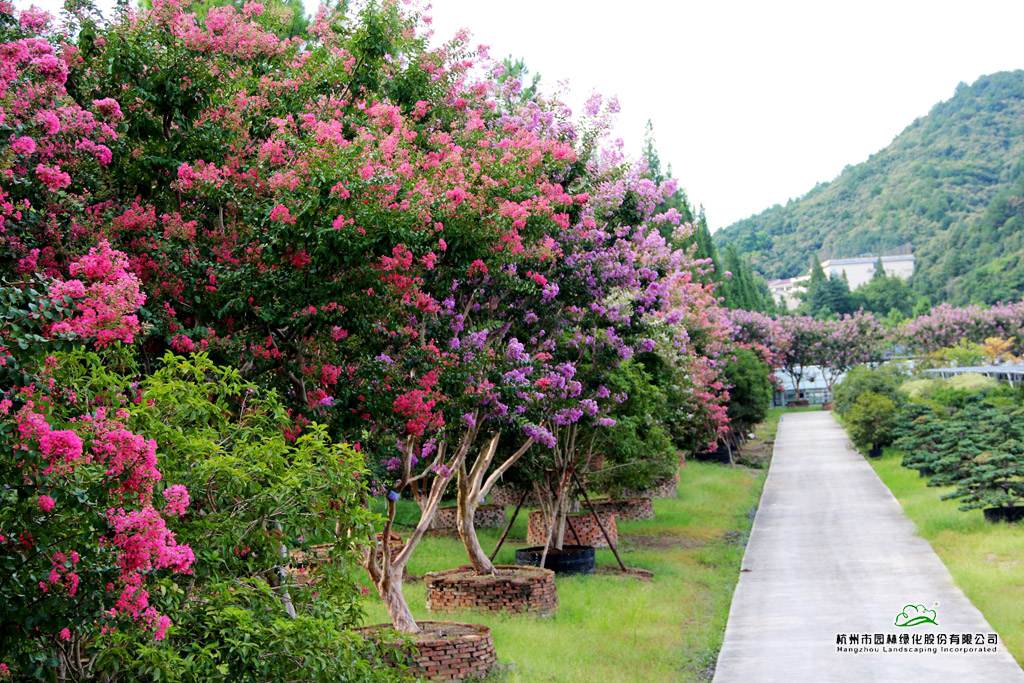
[714,71,1024,305]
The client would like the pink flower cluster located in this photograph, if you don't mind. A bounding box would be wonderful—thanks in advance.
[15,404,84,475]
[9,391,192,643]
[48,241,146,347]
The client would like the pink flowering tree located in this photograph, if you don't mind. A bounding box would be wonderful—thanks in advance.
[0,5,124,280]
[0,379,194,676]
[0,249,190,678]
[812,312,884,394]
[894,302,1024,355]
[0,0,755,645]
[776,315,828,401]
[727,309,792,369]
[660,266,734,455]
[64,349,386,680]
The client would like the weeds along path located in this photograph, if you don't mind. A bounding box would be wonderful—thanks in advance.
[713,411,1024,682]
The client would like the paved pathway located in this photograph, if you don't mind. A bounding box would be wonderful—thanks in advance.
[713,411,1024,683]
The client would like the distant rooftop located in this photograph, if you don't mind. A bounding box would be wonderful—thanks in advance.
[821,254,916,266]
[924,364,1024,384]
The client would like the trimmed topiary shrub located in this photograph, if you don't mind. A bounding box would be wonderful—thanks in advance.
[833,364,906,417]
[845,391,898,453]
[945,373,999,393]
[899,378,940,400]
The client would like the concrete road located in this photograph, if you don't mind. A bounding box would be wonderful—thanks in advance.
[713,411,1024,683]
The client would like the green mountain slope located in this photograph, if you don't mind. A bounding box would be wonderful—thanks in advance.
[714,70,1024,305]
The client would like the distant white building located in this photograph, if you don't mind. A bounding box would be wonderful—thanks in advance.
[767,253,915,310]
[820,254,915,290]
[767,276,810,311]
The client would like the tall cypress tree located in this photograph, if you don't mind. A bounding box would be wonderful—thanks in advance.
[872,256,886,282]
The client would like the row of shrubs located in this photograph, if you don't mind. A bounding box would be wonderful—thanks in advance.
[834,363,1024,514]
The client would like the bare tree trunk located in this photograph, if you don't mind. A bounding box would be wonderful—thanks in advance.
[378,569,418,633]
[456,433,533,575]
[457,491,492,574]
[362,420,481,634]
[553,486,569,549]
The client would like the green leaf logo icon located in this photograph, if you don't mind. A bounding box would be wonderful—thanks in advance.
[895,604,938,627]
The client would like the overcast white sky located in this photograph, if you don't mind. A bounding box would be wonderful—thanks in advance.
[14,0,1024,229]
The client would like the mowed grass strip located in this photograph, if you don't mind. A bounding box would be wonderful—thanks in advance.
[359,461,766,682]
[869,450,1024,667]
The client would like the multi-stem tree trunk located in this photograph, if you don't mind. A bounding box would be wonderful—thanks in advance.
[362,419,481,634]
[534,423,579,567]
[378,564,417,632]
[456,432,534,574]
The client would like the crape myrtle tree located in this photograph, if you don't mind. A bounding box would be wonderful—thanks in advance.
[776,315,827,402]
[513,143,732,553]
[2,0,584,633]
[727,309,791,370]
[894,302,1024,355]
[0,34,389,673]
[811,312,884,396]
[660,265,733,456]
[31,348,387,682]
[441,88,629,578]
[0,273,385,681]
[0,246,194,678]
[719,310,794,448]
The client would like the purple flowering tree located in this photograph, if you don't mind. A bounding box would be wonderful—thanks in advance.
[727,309,792,369]
[510,145,712,557]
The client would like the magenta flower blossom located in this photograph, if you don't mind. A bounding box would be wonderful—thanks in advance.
[162,485,190,517]
[92,97,124,121]
[38,495,56,512]
[35,163,71,191]
[12,135,36,155]
[36,110,60,134]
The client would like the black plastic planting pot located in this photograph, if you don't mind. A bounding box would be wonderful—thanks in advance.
[982,506,1024,524]
[514,545,595,575]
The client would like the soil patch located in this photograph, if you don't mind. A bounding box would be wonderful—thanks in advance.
[592,566,655,581]
[619,534,708,551]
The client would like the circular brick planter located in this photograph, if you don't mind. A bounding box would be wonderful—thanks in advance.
[359,621,496,681]
[430,504,507,530]
[425,565,557,616]
[620,477,678,500]
[486,486,537,507]
[589,497,655,522]
[486,487,580,511]
[526,509,617,548]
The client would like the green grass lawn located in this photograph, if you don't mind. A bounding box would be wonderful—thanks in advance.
[868,449,1024,666]
[359,461,766,682]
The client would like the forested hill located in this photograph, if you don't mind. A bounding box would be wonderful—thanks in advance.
[713,70,1024,305]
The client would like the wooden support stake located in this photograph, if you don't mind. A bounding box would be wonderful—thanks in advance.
[572,469,628,573]
[489,488,528,562]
